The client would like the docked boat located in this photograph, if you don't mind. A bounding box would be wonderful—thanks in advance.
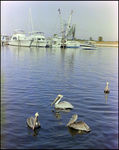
[65,24,80,48]
[66,40,79,48]
[58,9,79,48]
[60,38,67,48]
[52,34,62,48]
[80,41,97,50]
[8,29,31,47]
[46,37,52,48]
[65,22,79,48]
[28,31,46,47]
[1,34,9,46]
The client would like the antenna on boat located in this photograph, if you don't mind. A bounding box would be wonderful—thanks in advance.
[58,8,64,38]
[29,7,34,34]
[65,10,73,38]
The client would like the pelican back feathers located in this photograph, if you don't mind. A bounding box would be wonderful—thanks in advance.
[66,114,91,132]
[69,121,91,132]
[51,94,74,109]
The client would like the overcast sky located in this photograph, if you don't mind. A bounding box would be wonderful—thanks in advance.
[1,1,118,41]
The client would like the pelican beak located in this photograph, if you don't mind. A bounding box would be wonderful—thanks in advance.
[51,95,61,106]
[51,102,54,106]
[66,121,70,127]
[51,100,55,106]
[66,123,69,127]
[51,98,57,106]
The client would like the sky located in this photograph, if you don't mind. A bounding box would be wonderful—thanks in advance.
[1,1,118,41]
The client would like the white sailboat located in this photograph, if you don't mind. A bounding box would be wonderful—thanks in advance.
[28,7,46,47]
[1,34,9,46]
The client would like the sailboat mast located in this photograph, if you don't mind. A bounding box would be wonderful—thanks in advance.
[58,8,64,38]
[29,7,30,35]
[65,10,73,37]
[29,7,34,33]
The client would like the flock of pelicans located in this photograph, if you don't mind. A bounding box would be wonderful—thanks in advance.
[27,82,110,133]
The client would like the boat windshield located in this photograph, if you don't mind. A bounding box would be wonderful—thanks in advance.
[13,29,25,34]
[29,31,44,35]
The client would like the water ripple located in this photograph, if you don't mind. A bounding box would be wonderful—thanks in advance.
[1,46,118,149]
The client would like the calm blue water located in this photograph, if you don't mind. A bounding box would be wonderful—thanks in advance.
[1,45,118,149]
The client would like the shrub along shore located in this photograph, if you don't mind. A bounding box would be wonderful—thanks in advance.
[78,41,118,47]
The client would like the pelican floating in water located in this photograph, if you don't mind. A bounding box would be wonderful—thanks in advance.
[27,112,41,130]
[66,114,91,132]
[51,94,74,109]
[104,82,110,93]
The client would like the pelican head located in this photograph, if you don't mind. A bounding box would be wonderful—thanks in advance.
[51,94,63,106]
[66,114,78,127]
[35,112,39,117]
[104,82,110,93]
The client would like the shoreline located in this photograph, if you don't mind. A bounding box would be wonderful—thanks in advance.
[78,41,118,47]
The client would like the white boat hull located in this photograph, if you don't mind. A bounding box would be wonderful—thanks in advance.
[30,41,46,47]
[51,36,62,48]
[81,46,97,50]
[66,41,80,48]
[8,40,31,47]
[67,45,79,48]
[52,45,61,48]
[8,29,32,47]
[29,31,46,47]
[46,39,52,47]
[1,34,9,46]
[80,41,97,50]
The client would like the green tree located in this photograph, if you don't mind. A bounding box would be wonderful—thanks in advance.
[98,36,103,41]
[54,34,57,36]
[89,37,92,41]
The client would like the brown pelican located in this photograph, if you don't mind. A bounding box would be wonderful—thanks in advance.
[66,114,91,132]
[51,94,74,109]
[27,112,41,130]
[104,82,110,93]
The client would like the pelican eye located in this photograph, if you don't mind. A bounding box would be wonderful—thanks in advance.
[57,96,60,100]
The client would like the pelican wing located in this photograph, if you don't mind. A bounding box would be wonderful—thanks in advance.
[69,121,91,132]
[55,101,74,109]
[104,86,109,91]
[27,117,35,128]
[104,86,110,93]
[27,117,41,129]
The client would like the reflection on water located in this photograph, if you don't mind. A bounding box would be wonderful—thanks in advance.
[1,46,118,149]
[27,126,41,138]
[51,110,62,120]
[51,108,72,120]
[67,126,90,137]
[104,93,110,100]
